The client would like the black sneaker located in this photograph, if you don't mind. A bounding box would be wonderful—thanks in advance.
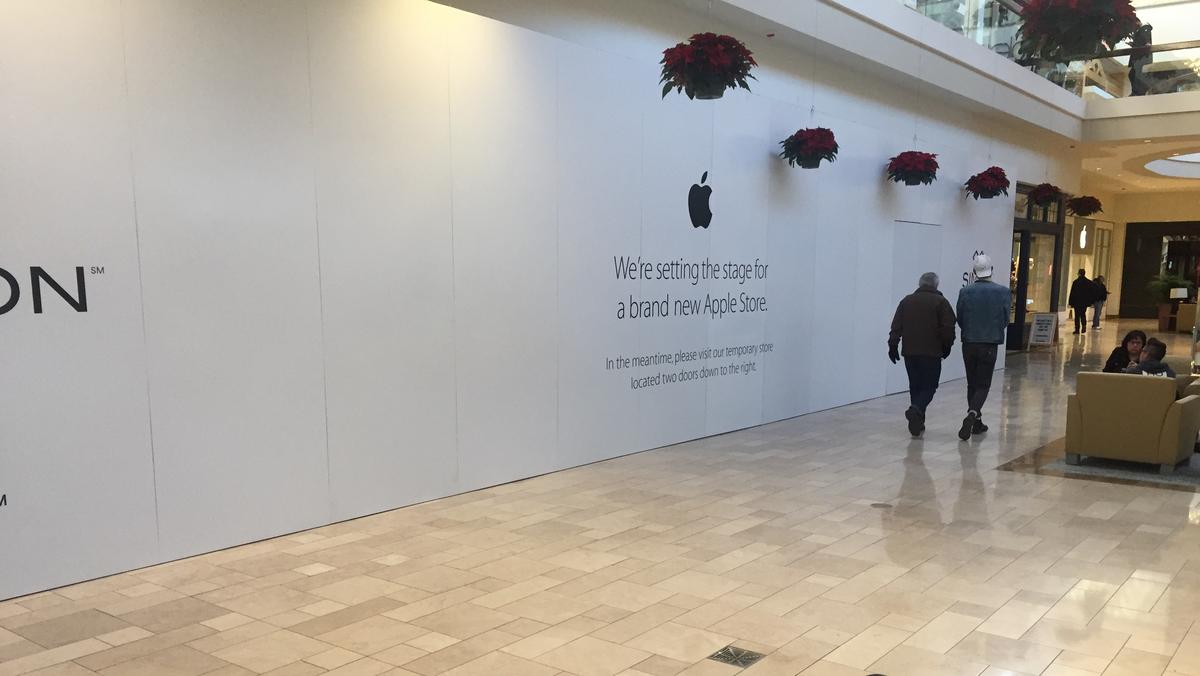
[905,407,924,437]
[959,411,978,441]
[972,418,988,435]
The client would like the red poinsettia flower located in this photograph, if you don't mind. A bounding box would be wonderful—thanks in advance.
[964,166,1011,200]
[1067,195,1103,217]
[779,127,838,168]
[1019,0,1141,63]
[887,151,939,185]
[661,33,757,100]
[1028,182,1063,207]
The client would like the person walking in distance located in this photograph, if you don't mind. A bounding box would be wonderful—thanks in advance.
[1093,275,1109,330]
[888,272,957,437]
[1068,269,1098,335]
[956,255,1011,440]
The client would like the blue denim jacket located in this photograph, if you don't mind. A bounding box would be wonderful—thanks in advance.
[956,280,1011,345]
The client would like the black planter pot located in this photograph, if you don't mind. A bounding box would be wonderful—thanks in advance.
[904,177,923,186]
[692,82,725,100]
[798,157,821,169]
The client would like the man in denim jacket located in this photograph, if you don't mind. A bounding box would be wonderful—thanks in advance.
[955,254,1012,440]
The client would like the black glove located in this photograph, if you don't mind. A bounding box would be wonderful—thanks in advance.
[888,347,900,364]
[942,345,953,359]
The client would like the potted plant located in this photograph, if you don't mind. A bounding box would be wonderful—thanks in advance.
[1148,272,1194,331]
[1067,195,1103,217]
[886,151,938,186]
[779,127,838,169]
[1018,0,1141,64]
[660,33,757,100]
[1028,182,1063,207]
[964,166,1011,200]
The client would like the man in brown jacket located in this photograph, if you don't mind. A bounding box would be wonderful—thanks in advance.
[888,272,957,437]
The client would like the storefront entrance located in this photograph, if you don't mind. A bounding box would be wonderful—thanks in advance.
[1007,185,1066,350]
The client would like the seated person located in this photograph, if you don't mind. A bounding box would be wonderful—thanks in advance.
[1124,337,1176,377]
[1103,330,1146,373]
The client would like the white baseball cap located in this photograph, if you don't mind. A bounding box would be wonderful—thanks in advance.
[973,254,994,279]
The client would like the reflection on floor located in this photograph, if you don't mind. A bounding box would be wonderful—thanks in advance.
[3,320,1200,676]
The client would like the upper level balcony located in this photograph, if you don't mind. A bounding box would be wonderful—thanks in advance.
[901,0,1200,101]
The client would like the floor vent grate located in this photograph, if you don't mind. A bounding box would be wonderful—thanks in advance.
[707,645,766,668]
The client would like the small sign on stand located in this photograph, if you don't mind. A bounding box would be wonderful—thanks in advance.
[1029,313,1058,347]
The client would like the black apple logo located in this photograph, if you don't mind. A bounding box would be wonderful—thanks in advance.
[688,171,713,229]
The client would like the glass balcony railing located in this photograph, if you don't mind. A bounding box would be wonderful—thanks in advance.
[901,0,1200,98]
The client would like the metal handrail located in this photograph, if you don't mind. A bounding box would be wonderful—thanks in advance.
[1100,39,1200,58]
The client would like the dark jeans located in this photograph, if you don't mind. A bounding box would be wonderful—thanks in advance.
[963,343,998,415]
[1073,306,1088,333]
[1093,301,1104,328]
[904,356,942,414]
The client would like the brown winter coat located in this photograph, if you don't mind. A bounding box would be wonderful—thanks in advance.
[888,288,957,358]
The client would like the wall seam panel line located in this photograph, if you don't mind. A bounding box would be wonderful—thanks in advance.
[118,0,161,546]
[303,4,333,514]
[446,18,462,486]
[554,45,562,468]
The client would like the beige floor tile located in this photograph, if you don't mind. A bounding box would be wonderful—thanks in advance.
[305,646,363,669]
[709,608,817,648]
[409,604,514,640]
[823,623,910,670]
[578,581,675,613]
[630,655,691,676]
[97,644,228,676]
[535,636,652,676]
[96,626,154,647]
[977,599,1053,640]
[624,622,733,663]
[323,657,392,675]
[13,610,131,649]
[311,577,403,606]
[212,630,330,673]
[297,600,347,617]
[868,644,988,676]
[405,632,459,653]
[293,564,336,578]
[1052,650,1110,673]
[497,592,594,625]
[0,638,109,676]
[216,588,320,621]
[391,567,483,595]
[1106,579,1167,613]
[946,632,1062,674]
[904,611,984,654]
[655,572,743,601]
[202,613,255,632]
[317,616,425,655]
[1021,618,1128,662]
[371,642,427,667]
[1104,646,1169,676]
[544,550,628,573]
[443,650,559,676]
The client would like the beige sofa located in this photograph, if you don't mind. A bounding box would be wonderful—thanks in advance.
[1066,373,1200,474]
[1165,355,1197,397]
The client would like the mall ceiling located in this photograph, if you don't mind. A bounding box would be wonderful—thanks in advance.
[1082,136,1200,192]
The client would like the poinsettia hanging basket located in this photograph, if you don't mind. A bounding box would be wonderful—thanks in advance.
[660,33,757,100]
[1067,195,1104,217]
[779,127,838,169]
[964,166,1010,200]
[1018,0,1141,64]
[1028,182,1063,207]
[887,151,938,186]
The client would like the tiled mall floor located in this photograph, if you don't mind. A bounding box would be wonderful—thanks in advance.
[5,321,1200,676]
